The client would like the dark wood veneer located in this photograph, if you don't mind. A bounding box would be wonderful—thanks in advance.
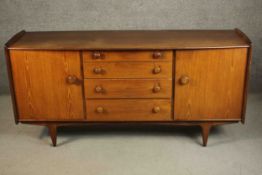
[7,29,250,50]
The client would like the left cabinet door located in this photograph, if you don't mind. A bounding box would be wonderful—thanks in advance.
[9,50,85,121]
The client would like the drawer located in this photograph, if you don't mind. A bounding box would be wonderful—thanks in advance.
[84,79,172,99]
[86,99,172,121]
[83,51,172,62]
[83,62,172,78]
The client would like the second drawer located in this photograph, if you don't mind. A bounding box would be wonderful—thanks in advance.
[84,79,172,98]
[83,62,172,78]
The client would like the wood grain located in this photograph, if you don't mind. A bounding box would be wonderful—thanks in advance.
[5,29,252,146]
[10,50,85,121]
[5,30,26,124]
[84,79,172,99]
[7,30,250,50]
[83,62,172,78]
[83,50,172,62]
[174,48,248,120]
[5,48,19,124]
[86,99,172,121]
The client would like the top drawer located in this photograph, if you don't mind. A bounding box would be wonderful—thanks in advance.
[83,51,172,62]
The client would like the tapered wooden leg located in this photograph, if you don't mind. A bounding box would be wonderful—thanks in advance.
[200,123,212,147]
[48,125,57,147]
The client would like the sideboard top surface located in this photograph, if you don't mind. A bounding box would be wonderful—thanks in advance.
[6,29,251,50]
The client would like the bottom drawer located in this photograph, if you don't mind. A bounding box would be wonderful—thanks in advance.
[86,99,172,121]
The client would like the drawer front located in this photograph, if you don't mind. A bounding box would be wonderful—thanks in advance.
[84,79,172,98]
[86,99,172,121]
[83,51,172,62]
[83,62,172,78]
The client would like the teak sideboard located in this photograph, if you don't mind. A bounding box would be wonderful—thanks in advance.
[5,29,252,146]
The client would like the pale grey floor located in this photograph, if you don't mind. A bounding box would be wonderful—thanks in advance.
[0,93,262,175]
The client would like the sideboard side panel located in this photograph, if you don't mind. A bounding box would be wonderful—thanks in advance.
[241,46,252,123]
[10,50,85,121]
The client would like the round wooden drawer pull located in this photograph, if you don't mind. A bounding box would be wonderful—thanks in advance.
[153,85,161,93]
[96,106,104,113]
[153,51,162,59]
[179,75,190,85]
[95,86,103,93]
[93,67,103,74]
[92,52,103,59]
[153,66,161,74]
[152,106,161,113]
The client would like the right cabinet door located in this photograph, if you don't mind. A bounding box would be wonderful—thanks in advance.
[174,48,248,121]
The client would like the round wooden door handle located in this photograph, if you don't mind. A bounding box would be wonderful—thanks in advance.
[66,75,79,84]
[153,51,162,59]
[96,106,104,113]
[152,106,161,113]
[95,86,103,93]
[93,67,103,74]
[92,51,103,59]
[153,66,161,74]
[179,75,190,85]
[153,84,161,93]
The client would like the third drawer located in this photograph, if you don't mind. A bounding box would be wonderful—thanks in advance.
[84,79,172,98]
